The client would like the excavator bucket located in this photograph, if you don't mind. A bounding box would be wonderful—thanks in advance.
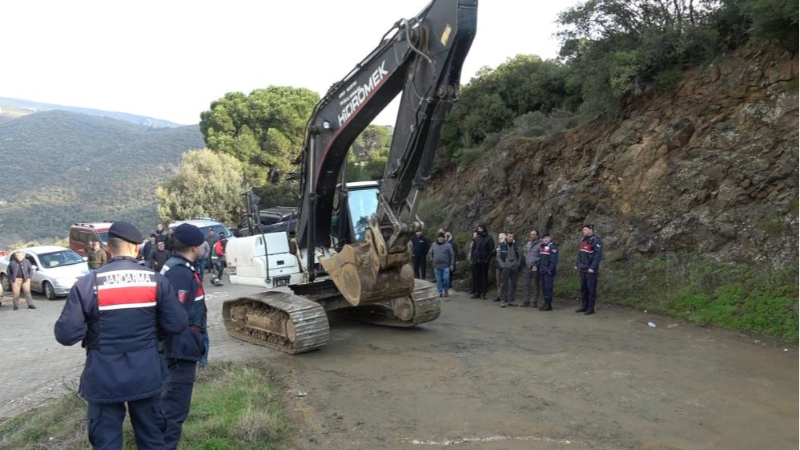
[320,231,415,307]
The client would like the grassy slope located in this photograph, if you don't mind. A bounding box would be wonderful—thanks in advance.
[0,362,289,450]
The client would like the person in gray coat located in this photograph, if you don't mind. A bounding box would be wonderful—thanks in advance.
[428,232,455,297]
[522,230,542,307]
[497,232,521,308]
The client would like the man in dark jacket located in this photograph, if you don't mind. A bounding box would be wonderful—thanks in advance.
[497,232,521,308]
[445,232,458,280]
[538,232,559,311]
[165,228,176,255]
[522,230,542,307]
[574,224,603,315]
[469,223,495,300]
[54,221,188,449]
[410,231,431,280]
[205,229,217,271]
[468,231,478,294]
[160,224,208,450]
[139,234,157,268]
[151,241,171,273]
[8,251,35,310]
[154,224,168,244]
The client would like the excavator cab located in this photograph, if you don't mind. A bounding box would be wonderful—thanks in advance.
[332,181,381,250]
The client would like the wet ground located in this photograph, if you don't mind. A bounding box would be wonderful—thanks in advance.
[1,284,797,450]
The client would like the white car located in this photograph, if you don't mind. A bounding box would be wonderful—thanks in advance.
[0,246,91,300]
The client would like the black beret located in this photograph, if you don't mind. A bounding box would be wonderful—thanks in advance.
[583,223,594,230]
[542,231,551,237]
[173,223,205,246]
[108,221,143,244]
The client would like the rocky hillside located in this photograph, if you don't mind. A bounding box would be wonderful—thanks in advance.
[428,46,798,265]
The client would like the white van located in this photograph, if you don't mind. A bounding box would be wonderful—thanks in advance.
[225,231,304,288]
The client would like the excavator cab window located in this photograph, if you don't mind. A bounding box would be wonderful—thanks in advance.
[347,187,380,242]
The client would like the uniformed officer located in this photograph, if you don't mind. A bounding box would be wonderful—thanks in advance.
[537,232,559,311]
[159,224,208,450]
[54,221,188,450]
[574,223,603,315]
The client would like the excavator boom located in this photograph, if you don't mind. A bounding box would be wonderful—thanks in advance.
[298,0,478,304]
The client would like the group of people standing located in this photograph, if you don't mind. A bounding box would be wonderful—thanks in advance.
[55,221,210,450]
[138,224,228,287]
[473,223,603,314]
[413,223,604,315]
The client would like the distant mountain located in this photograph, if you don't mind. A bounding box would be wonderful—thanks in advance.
[0,97,183,128]
[0,111,205,245]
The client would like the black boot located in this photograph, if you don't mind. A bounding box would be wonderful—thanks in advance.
[575,305,588,313]
[471,294,481,299]
[531,302,538,309]
[540,300,553,311]
[584,308,595,315]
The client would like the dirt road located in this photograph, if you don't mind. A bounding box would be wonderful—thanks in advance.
[1,284,796,450]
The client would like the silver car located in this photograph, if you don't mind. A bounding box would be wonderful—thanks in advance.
[0,246,90,300]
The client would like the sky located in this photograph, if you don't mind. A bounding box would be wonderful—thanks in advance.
[0,0,577,126]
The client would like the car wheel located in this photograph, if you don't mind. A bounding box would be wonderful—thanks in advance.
[43,281,57,300]
[0,274,9,292]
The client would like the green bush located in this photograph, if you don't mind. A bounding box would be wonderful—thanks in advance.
[740,0,799,50]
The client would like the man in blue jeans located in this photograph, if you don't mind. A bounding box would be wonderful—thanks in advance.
[428,232,455,297]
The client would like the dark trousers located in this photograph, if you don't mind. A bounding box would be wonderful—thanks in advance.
[499,267,518,303]
[523,267,541,305]
[413,256,427,280]
[541,271,556,305]
[580,271,599,309]
[470,263,477,293]
[474,261,489,295]
[87,396,166,450]
[162,359,198,450]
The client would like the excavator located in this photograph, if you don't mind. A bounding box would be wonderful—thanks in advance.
[222,0,477,354]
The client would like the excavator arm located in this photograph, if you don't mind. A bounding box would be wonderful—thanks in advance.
[296,0,478,305]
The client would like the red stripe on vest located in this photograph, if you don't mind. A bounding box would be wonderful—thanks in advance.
[195,273,204,299]
[98,286,157,307]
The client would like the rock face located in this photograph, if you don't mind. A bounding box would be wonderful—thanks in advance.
[427,46,799,264]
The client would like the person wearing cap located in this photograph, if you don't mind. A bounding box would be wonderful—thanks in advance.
[159,223,209,450]
[54,221,188,450]
[497,231,521,308]
[537,232,559,311]
[574,224,603,315]
[428,231,455,297]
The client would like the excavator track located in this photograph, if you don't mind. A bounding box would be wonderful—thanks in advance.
[333,279,441,327]
[222,292,330,354]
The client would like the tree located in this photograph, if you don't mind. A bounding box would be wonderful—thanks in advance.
[739,0,799,50]
[351,125,392,160]
[199,86,320,186]
[156,149,248,224]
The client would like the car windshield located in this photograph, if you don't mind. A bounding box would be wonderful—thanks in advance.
[37,250,85,268]
[97,232,109,243]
